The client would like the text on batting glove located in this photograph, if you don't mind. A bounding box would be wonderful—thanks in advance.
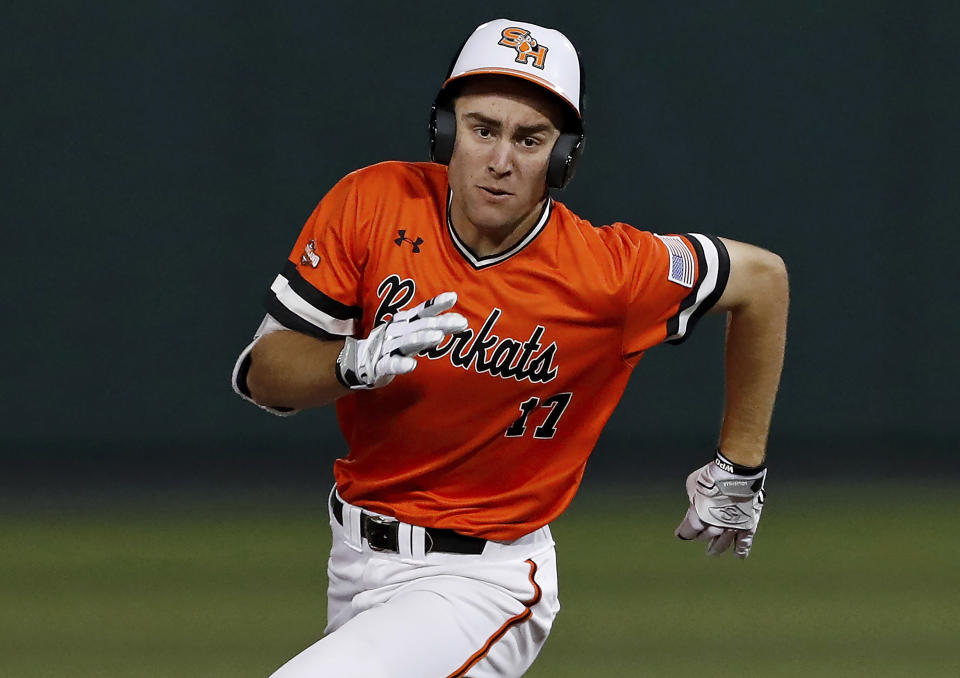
[675,450,767,558]
[335,291,468,390]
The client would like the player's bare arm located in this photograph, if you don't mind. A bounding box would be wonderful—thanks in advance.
[675,237,787,558]
[710,237,789,468]
[246,330,348,409]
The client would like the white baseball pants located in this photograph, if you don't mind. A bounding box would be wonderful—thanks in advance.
[268,490,560,678]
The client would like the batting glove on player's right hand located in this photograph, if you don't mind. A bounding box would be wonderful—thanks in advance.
[675,450,767,558]
[335,291,467,390]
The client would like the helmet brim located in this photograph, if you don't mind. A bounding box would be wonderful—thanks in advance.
[443,68,581,120]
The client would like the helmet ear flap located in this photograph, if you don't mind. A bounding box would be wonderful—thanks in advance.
[430,105,457,164]
[547,132,583,190]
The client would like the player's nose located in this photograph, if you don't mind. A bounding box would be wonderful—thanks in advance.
[486,139,513,176]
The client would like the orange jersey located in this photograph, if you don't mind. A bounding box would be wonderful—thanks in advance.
[264,161,729,540]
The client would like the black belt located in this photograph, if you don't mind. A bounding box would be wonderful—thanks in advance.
[330,492,486,555]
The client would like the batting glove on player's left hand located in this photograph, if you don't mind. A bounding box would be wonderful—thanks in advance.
[675,450,767,558]
[335,291,468,390]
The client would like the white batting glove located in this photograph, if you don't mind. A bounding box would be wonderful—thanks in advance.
[675,450,767,558]
[334,292,467,390]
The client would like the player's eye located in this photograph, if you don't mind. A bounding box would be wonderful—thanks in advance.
[521,137,540,148]
[476,127,492,139]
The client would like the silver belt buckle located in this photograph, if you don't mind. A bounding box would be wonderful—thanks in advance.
[365,514,398,552]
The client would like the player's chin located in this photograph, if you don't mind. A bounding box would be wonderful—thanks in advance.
[468,203,521,231]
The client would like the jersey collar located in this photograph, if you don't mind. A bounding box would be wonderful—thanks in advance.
[445,189,553,270]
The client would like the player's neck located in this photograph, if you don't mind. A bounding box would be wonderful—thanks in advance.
[449,196,548,258]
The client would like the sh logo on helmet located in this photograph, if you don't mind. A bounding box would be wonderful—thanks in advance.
[498,27,548,69]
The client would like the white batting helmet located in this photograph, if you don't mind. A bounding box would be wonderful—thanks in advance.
[429,19,585,189]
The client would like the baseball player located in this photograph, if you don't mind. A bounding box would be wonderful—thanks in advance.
[232,18,788,678]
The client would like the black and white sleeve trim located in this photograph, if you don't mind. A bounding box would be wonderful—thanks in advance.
[263,261,361,340]
[665,233,730,345]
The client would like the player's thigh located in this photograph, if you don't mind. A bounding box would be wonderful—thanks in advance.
[269,558,558,678]
[268,587,477,678]
[464,547,561,678]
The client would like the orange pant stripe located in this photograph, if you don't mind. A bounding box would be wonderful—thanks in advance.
[446,559,542,677]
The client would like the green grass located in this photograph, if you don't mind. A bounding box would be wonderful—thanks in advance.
[2,482,958,677]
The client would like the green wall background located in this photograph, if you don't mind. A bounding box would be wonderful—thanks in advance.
[4,1,957,487]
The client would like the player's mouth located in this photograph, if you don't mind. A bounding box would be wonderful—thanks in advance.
[478,185,513,202]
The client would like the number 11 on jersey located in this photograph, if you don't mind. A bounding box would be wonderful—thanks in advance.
[504,392,573,439]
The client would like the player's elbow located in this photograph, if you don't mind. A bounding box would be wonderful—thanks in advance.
[716,240,789,314]
[242,336,284,406]
[244,357,271,405]
[766,250,788,294]
[754,249,788,289]
[246,339,291,407]
[742,249,789,310]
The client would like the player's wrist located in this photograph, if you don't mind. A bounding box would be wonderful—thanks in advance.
[708,449,766,499]
[714,448,765,476]
[335,337,365,389]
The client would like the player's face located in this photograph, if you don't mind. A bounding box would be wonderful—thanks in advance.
[448,77,564,238]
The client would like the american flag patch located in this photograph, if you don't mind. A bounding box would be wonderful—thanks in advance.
[654,235,695,288]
